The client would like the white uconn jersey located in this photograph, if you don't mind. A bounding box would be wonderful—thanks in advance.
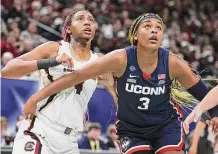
[37,40,98,131]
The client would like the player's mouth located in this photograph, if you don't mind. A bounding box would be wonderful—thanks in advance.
[148,36,158,43]
[83,27,92,35]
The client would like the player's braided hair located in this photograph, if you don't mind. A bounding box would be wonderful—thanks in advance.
[62,9,91,42]
[128,13,163,45]
[170,69,218,122]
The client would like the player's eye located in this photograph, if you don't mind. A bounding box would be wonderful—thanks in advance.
[156,26,162,30]
[89,18,95,23]
[144,25,151,29]
[75,16,83,21]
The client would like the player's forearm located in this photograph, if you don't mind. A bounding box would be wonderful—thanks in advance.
[30,70,95,104]
[1,59,38,78]
[198,86,218,112]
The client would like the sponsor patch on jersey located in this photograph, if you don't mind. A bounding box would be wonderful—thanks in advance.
[127,78,136,84]
[158,80,166,85]
[129,66,136,72]
[24,141,35,151]
[120,136,131,152]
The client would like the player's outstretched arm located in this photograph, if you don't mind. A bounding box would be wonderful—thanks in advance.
[184,85,218,134]
[196,85,218,113]
[23,49,126,118]
[1,42,72,78]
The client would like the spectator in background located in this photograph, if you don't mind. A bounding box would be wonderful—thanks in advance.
[1,32,18,57]
[0,18,8,35]
[20,23,47,48]
[15,115,24,132]
[213,135,218,154]
[1,0,218,78]
[106,124,119,151]
[1,52,14,69]
[1,117,8,138]
[188,121,213,154]
[1,116,13,146]
[19,40,33,56]
[78,122,107,151]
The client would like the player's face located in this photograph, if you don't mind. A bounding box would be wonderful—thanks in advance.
[69,11,96,42]
[136,18,163,50]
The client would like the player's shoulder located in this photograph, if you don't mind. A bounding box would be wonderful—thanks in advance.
[168,51,190,78]
[29,41,61,58]
[96,48,126,61]
[40,41,60,48]
[110,48,127,63]
[169,51,187,66]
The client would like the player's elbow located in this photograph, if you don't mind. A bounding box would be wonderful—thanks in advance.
[1,68,21,78]
[1,59,25,78]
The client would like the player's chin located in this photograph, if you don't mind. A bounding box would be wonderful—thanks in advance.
[147,43,160,50]
[77,36,93,43]
[81,34,94,41]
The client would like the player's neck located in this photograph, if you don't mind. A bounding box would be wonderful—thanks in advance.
[137,44,158,65]
[70,41,91,61]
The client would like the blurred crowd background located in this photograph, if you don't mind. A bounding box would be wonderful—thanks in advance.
[1,0,218,153]
[1,0,218,77]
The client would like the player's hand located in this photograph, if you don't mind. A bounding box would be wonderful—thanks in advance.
[56,53,73,68]
[183,106,203,134]
[97,73,114,88]
[206,117,218,134]
[23,96,37,120]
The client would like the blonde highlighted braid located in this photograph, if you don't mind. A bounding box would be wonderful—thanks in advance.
[170,77,218,122]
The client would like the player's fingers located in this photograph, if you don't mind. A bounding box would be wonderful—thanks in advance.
[214,128,218,134]
[97,75,103,80]
[30,114,35,120]
[67,57,73,68]
[183,121,189,134]
[213,121,218,131]
[184,112,195,126]
[206,120,211,125]
[194,110,203,123]
[23,107,28,119]
[63,59,72,68]
[24,112,29,120]
[193,115,199,123]
[210,120,216,132]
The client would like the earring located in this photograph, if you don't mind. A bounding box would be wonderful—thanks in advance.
[66,29,71,34]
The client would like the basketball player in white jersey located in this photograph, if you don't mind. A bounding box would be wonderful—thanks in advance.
[1,9,116,154]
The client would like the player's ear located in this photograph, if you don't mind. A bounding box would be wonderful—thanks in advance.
[66,27,71,34]
[134,32,138,41]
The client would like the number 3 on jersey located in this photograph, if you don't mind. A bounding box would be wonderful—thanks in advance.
[138,97,150,110]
